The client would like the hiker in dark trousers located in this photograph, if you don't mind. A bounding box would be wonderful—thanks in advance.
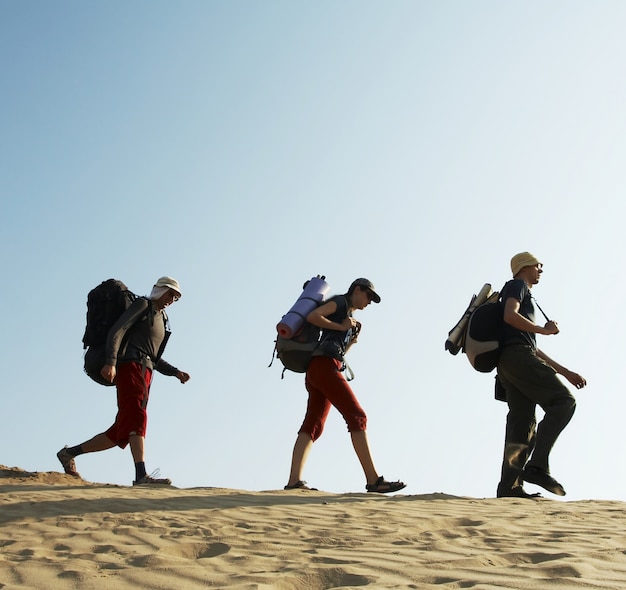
[57,277,190,486]
[285,278,406,494]
[496,253,586,498]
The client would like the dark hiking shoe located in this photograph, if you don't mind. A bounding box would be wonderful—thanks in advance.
[57,446,80,478]
[133,469,172,486]
[522,466,566,496]
[497,486,542,499]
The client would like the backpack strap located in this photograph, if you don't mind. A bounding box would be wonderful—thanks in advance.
[268,340,277,368]
[153,308,171,364]
[319,295,357,380]
[530,295,551,322]
[501,281,551,322]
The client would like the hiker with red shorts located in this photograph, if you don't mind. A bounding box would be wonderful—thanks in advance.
[57,277,190,486]
[285,278,406,494]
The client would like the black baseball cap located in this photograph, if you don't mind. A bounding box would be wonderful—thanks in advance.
[350,278,381,303]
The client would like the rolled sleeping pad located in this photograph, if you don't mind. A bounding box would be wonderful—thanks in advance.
[277,276,330,339]
[445,284,493,354]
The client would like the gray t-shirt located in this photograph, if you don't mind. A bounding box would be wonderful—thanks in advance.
[106,297,177,375]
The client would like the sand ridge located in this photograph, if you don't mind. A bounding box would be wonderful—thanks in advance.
[1,465,626,589]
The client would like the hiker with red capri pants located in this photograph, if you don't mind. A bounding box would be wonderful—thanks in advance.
[284,278,406,494]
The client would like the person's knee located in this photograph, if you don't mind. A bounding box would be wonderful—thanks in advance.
[301,423,324,442]
[311,426,324,442]
[549,393,576,418]
[347,413,367,432]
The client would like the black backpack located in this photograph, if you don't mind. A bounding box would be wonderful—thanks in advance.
[464,280,552,373]
[463,292,503,373]
[82,279,137,386]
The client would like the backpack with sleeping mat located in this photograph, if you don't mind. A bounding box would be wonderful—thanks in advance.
[463,291,504,373]
[269,276,330,378]
[445,283,504,373]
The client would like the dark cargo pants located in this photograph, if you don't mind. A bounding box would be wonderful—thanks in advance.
[496,344,576,494]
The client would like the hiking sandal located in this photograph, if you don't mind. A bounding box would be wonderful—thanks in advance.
[284,480,318,490]
[366,476,406,494]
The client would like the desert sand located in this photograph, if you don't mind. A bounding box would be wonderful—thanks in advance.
[1,465,626,589]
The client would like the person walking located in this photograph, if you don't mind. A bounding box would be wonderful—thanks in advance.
[57,276,190,486]
[496,253,586,498]
[285,278,406,494]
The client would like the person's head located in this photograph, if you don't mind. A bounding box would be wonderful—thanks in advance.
[510,252,543,286]
[347,278,381,310]
[150,276,182,309]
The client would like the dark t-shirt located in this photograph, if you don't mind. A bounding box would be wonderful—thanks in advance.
[315,295,354,361]
[500,279,537,349]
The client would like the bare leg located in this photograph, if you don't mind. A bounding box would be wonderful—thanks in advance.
[287,432,313,486]
[57,433,116,477]
[78,433,117,453]
[350,431,379,485]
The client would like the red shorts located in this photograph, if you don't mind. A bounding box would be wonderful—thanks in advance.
[105,362,153,448]
[299,356,367,441]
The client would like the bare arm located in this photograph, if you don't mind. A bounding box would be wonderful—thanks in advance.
[306,300,356,332]
[503,297,559,336]
[503,296,587,389]
[536,349,587,389]
[101,298,150,384]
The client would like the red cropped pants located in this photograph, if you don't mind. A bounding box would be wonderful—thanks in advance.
[299,356,367,441]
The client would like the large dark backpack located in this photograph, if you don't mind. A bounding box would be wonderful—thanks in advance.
[82,279,137,386]
[464,280,552,374]
[463,291,503,373]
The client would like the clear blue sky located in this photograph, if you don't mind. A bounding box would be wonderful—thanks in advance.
[1,1,624,501]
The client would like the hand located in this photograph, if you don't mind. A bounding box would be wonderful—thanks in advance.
[176,371,190,384]
[349,321,362,344]
[340,317,358,331]
[100,364,116,383]
[542,320,560,335]
[565,371,586,389]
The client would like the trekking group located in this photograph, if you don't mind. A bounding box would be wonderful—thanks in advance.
[57,252,586,499]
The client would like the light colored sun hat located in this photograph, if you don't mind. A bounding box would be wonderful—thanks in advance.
[154,276,182,297]
[510,252,542,277]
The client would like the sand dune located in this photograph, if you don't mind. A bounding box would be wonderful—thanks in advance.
[1,465,626,589]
